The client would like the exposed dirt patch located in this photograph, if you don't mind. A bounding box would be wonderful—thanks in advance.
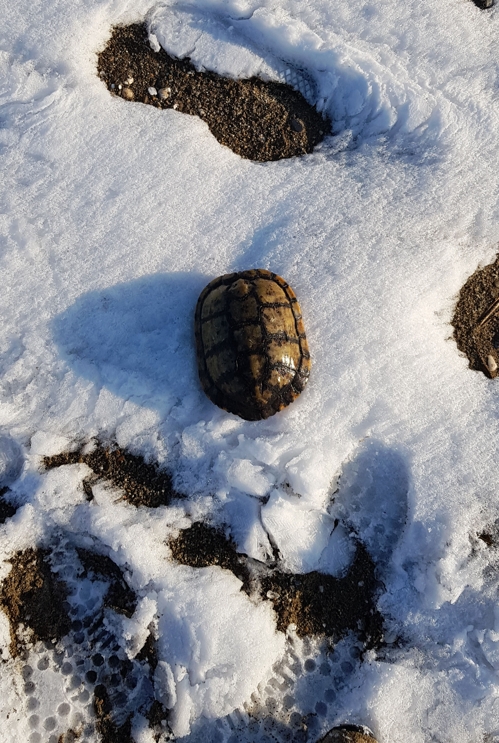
[43,440,179,508]
[76,548,137,618]
[478,530,496,547]
[477,518,499,548]
[0,487,17,524]
[97,23,329,162]
[169,521,251,588]
[452,254,499,378]
[0,548,71,657]
[94,684,134,743]
[169,523,383,646]
[260,544,382,645]
[318,726,377,743]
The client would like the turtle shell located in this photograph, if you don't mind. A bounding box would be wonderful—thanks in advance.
[195,269,311,420]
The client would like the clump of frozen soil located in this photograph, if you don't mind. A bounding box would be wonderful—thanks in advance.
[169,520,252,588]
[43,440,179,508]
[169,522,383,646]
[0,548,71,657]
[452,253,499,378]
[97,23,329,162]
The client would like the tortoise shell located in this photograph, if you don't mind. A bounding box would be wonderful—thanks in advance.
[195,269,311,420]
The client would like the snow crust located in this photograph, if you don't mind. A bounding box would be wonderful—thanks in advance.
[1,0,499,738]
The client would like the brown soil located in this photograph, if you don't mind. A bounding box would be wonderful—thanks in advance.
[452,254,499,378]
[260,545,382,645]
[0,548,71,657]
[76,548,137,618]
[97,23,329,162]
[94,685,133,743]
[43,440,179,508]
[0,487,17,524]
[169,523,383,646]
[169,521,251,588]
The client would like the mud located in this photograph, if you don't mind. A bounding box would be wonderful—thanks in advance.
[452,253,499,378]
[43,440,179,508]
[0,548,71,657]
[97,23,329,162]
[169,523,383,646]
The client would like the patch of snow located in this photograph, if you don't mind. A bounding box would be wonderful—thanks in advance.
[1,0,499,738]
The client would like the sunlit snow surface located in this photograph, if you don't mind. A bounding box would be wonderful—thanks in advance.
[2,0,499,740]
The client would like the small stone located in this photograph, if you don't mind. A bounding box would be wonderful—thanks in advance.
[290,118,304,132]
[148,86,157,96]
[486,355,497,373]
[494,278,499,288]
[158,87,171,100]
[125,77,134,85]
[121,88,134,100]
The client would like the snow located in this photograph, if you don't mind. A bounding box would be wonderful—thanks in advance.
[1,0,499,739]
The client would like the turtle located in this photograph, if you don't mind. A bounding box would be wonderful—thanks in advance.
[194,269,311,420]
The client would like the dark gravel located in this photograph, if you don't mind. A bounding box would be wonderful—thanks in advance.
[97,22,330,162]
[452,253,499,378]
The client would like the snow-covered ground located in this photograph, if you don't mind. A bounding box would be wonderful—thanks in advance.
[2,0,499,740]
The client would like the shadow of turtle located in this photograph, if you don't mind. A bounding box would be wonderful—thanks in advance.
[51,271,208,418]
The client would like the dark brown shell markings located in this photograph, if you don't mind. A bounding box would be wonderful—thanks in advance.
[195,269,311,420]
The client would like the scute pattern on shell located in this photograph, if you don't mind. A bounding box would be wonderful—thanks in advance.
[195,269,311,420]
